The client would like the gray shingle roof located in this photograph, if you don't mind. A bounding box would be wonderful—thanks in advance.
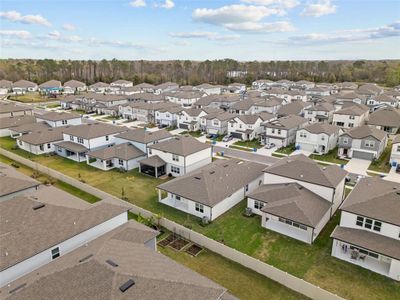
[0,103,32,114]
[334,103,369,116]
[368,107,400,128]
[264,154,347,188]
[12,80,37,88]
[340,177,400,226]
[35,111,81,121]
[39,80,62,88]
[17,127,65,145]
[264,115,307,130]
[149,135,210,156]
[157,159,264,207]
[63,80,86,88]
[0,115,36,129]
[249,183,331,228]
[340,125,387,141]
[302,123,339,135]
[87,143,145,161]
[277,102,310,116]
[116,128,172,144]
[0,175,39,198]
[62,123,126,139]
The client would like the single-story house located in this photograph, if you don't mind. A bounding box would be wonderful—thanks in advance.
[12,80,38,94]
[0,102,33,118]
[16,127,65,155]
[35,112,82,127]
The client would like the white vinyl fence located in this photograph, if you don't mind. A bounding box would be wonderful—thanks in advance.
[0,148,343,300]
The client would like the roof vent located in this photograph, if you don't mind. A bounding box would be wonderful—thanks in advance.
[119,279,135,293]
[32,203,45,210]
[298,186,303,190]
[106,259,119,267]
[194,176,201,180]
[210,171,215,174]
[396,191,400,196]
[300,174,304,178]
[79,254,93,263]
[9,283,27,294]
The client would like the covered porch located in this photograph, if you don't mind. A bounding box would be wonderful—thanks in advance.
[86,156,114,170]
[55,141,88,162]
[139,155,166,178]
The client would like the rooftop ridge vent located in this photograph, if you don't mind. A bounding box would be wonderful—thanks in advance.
[79,254,94,263]
[9,283,27,294]
[32,203,45,210]
[106,259,119,267]
[119,279,135,293]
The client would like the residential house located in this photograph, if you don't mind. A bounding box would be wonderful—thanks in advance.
[296,80,315,90]
[0,194,128,287]
[63,80,87,94]
[338,125,388,160]
[0,102,33,118]
[305,87,331,97]
[337,82,358,92]
[335,91,367,106]
[88,82,109,93]
[295,123,340,154]
[194,83,223,95]
[261,115,308,147]
[390,135,400,167]
[250,97,283,115]
[132,82,155,93]
[277,101,312,117]
[266,88,307,103]
[9,122,50,138]
[248,154,347,243]
[194,94,241,110]
[228,113,275,141]
[331,177,400,281]
[154,82,179,94]
[273,79,294,89]
[157,159,265,221]
[12,80,38,94]
[0,165,39,201]
[200,111,236,135]
[86,142,146,171]
[35,112,82,127]
[367,94,399,110]
[303,102,335,123]
[38,80,63,94]
[252,79,274,90]
[110,79,133,88]
[1,218,229,299]
[55,123,127,162]
[0,115,36,137]
[115,128,172,153]
[0,80,12,95]
[119,101,177,123]
[229,98,257,115]
[128,92,165,103]
[164,90,204,107]
[154,105,183,127]
[357,83,383,98]
[176,108,212,131]
[16,127,66,155]
[140,135,211,177]
[332,103,369,129]
[367,107,400,134]
[227,82,246,93]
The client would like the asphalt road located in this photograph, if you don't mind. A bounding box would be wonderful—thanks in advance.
[212,145,279,166]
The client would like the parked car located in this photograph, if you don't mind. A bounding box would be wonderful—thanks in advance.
[222,135,233,142]
[206,133,218,139]
[264,143,275,149]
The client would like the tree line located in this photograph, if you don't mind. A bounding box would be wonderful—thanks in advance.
[0,58,399,87]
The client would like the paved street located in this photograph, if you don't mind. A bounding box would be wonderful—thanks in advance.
[212,145,279,165]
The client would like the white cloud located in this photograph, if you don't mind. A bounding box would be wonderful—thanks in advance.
[288,21,400,44]
[129,0,146,7]
[0,30,31,39]
[225,21,295,33]
[43,30,83,42]
[62,23,76,31]
[160,0,175,9]
[301,0,337,17]
[241,0,299,9]
[169,31,240,41]
[0,11,51,26]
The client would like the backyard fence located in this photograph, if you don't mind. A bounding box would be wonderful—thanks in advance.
[0,148,343,300]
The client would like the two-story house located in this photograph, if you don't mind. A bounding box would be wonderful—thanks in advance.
[331,177,400,281]
[367,107,400,134]
[303,102,335,123]
[277,101,312,117]
[11,80,38,94]
[252,79,274,90]
[367,94,399,110]
[164,90,205,107]
[248,154,347,244]
[295,123,340,154]
[201,112,237,135]
[332,103,369,129]
[389,135,400,167]
[139,135,211,177]
[154,105,183,128]
[261,115,308,148]
[54,123,127,162]
[338,125,388,160]
[228,113,275,141]
[88,82,110,93]
[63,80,87,94]
[35,112,82,128]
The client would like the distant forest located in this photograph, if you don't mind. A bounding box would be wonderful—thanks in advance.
[1,59,399,87]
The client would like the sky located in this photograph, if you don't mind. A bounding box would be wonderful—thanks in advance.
[0,0,399,61]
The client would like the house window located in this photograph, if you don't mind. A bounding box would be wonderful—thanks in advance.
[213,120,219,126]
[356,216,381,232]
[39,144,44,151]
[300,132,307,138]
[245,184,249,192]
[77,137,84,144]
[149,149,152,155]
[47,143,51,149]
[277,129,281,134]
[172,154,179,162]
[195,203,204,213]
[321,136,325,141]
[105,135,109,141]
[51,247,60,259]
[348,123,354,127]
[171,166,180,174]
[119,159,123,166]
[254,200,264,210]
[349,115,355,120]
[18,140,23,146]
[336,122,344,127]
[70,135,74,141]
[175,195,181,200]
[397,145,400,152]
[365,140,375,148]
[62,120,67,125]
[271,129,275,134]
[278,217,307,230]
[342,138,349,144]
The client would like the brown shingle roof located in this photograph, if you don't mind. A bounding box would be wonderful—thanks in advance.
[12,80,37,89]
[340,177,400,226]
[149,135,210,156]
[0,115,36,129]
[340,125,387,141]
[0,176,39,198]
[302,123,339,135]
[62,123,126,139]
[0,103,32,114]
[39,80,62,88]
[35,111,81,121]
[264,154,347,188]
[368,107,400,128]
[17,127,65,145]
[116,128,172,144]
[334,103,369,116]
[87,143,145,161]
[63,80,86,88]
[277,102,310,117]
[158,159,264,207]
[264,115,307,130]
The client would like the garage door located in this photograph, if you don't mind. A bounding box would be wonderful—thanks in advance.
[179,123,189,129]
[352,150,374,161]
[297,143,315,152]
[230,132,243,139]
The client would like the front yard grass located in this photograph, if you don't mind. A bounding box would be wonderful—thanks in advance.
[275,143,296,155]
[233,139,262,149]
[309,147,348,165]
[229,145,253,152]
[101,115,121,121]
[1,136,399,300]
[368,142,392,173]
[180,130,203,137]
[8,92,55,103]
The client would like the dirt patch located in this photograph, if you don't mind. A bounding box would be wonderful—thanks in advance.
[169,238,190,251]
[185,244,203,256]
[157,233,176,247]
[254,235,277,261]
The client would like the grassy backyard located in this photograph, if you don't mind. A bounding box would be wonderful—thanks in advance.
[368,142,392,173]
[309,147,348,165]
[233,139,262,149]
[275,143,296,155]
[1,136,399,300]
[8,92,55,103]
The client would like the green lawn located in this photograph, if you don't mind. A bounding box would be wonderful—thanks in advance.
[46,103,61,109]
[180,130,204,137]
[229,145,253,152]
[101,115,121,121]
[368,142,392,173]
[8,92,55,103]
[275,144,296,155]
[310,147,348,165]
[233,139,262,149]
[1,136,399,300]
[271,152,286,158]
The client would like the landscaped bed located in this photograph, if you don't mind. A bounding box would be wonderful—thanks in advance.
[157,233,177,247]
[233,139,262,149]
[275,144,296,155]
[185,244,203,256]
[169,237,190,251]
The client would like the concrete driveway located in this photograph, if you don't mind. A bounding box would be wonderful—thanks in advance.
[344,158,371,176]
[384,167,400,183]
[290,149,312,157]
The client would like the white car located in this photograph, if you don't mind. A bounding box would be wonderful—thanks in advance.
[265,143,275,149]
